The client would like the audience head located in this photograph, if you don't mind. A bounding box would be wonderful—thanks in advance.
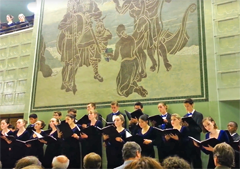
[87,102,96,111]
[52,155,69,169]
[171,114,182,127]
[29,114,38,124]
[6,14,14,23]
[227,121,238,134]
[16,119,27,129]
[122,142,141,161]
[83,152,101,169]
[18,14,26,22]
[162,156,191,169]
[49,118,60,129]
[88,109,98,121]
[139,114,149,129]
[34,120,46,131]
[53,111,62,120]
[67,108,77,118]
[124,156,163,169]
[15,156,41,169]
[134,102,143,110]
[111,101,119,113]
[202,117,217,133]
[213,142,235,168]
[22,165,43,169]
[114,114,125,128]
[1,119,10,130]
[183,98,194,112]
[158,102,168,114]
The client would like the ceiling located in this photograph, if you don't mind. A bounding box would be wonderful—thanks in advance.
[0,0,35,23]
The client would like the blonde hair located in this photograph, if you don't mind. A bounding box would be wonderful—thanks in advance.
[171,114,182,125]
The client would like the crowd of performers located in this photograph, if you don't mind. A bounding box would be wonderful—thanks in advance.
[0,98,239,169]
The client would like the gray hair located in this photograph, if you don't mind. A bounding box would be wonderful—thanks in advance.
[122,141,141,160]
[52,155,69,169]
[213,143,235,167]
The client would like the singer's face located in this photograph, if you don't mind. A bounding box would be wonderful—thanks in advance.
[16,119,25,129]
[114,116,123,127]
[88,111,96,120]
[111,105,118,113]
[65,117,74,125]
[1,120,8,130]
[34,121,42,130]
[158,104,167,114]
[50,118,58,128]
[171,116,180,127]
[138,119,147,128]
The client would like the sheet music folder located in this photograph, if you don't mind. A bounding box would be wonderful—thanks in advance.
[57,122,73,139]
[124,109,143,119]
[148,115,164,125]
[182,117,198,126]
[77,115,90,125]
[153,127,181,136]
[189,136,221,147]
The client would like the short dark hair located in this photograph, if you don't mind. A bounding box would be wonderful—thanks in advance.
[162,156,191,169]
[122,142,141,160]
[54,111,62,116]
[213,143,235,167]
[88,102,96,109]
[134,102,143,108]
[68,108,77,114]
[184,98,194,105]
[229,121,238,128]
[8,124,15,129]
[111,101,119,106]
[1,119,10,124]
[29,114,37,119]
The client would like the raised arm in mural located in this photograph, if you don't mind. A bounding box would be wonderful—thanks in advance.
[109,24,148,97]
[76,0,112,83]
[57,0,82,94]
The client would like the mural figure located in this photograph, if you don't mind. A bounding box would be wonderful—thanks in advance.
[57,0,82,94]
[110,24,148,97]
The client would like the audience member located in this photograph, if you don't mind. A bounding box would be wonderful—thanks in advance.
[124,157,163,169]
[213,143,235,169]
[83,152,102,169]
[22,164,43,169]
[115,142,141,169]
[14,156,41,169]
[52,155,69,169]
[162,156,191,169]
[6,14,15,27]
[227,121,240,141]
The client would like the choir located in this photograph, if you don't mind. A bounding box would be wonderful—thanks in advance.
[0,99,239,169]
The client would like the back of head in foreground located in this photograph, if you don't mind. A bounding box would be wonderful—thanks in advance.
[15,156,41,169]
[52,155,69,169]
[83,152,102,169]
[124,157,163,169]
[162,156,191,169]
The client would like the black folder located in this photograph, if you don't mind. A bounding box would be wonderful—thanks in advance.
[182,117,198,126]
[125,109,143,119]
[16,138,39,144]
[153,127,181,136]
[101,125,120,139]
[81,126,100,136]
[77,115,90,125]
[148,115,164,125]
[57,122,73,139]
[126,135,144,145]
[189,136,221,147]
[0,135,15,142]
[39,135,57,144]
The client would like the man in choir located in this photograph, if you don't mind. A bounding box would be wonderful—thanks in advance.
[227,121,240,141]
[213,143,235,169]
[114,141,141,169]
[27,114,38,128]
[157,102,172,129]
[87,102,102,121]
[67,108,78,122]
[129,102,144,135]
[106,101,127,127]
[183,98,203,169]
[53,111,62,121]
[52,155,69,169]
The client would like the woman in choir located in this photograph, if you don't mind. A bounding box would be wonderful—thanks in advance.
[103,114,128,169]
[61,114,88,168]
[41,118,61,168]
[193,117,230,169]
[9,119,30,168]
[28,120,46,164]
[0,119,13,168]
[82,109,103,158]
[137,114,156,158]
[163,113,191,163]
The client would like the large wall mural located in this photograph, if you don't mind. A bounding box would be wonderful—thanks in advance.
[32,0,207,111]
